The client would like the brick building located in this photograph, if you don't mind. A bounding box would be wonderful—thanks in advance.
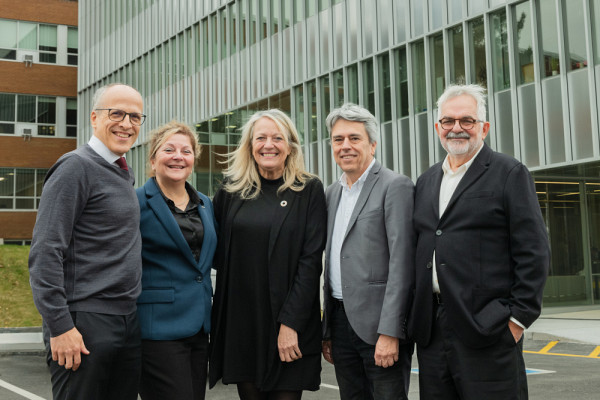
[0,0,78,243]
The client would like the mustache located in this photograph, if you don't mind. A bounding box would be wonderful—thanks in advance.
[446,132,470,140]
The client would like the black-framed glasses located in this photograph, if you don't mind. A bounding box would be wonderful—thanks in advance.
[95,108,146,126]
[438,117,483,130]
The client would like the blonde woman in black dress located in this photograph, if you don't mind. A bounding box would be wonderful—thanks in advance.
[209,109,326,400]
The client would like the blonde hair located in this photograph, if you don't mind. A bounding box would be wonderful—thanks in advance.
[222,109,314,199]
[146,120,201,177]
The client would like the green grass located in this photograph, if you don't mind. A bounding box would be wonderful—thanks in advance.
[0,245,42,327]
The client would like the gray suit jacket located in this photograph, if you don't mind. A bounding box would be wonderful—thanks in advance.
[322,160,415,345]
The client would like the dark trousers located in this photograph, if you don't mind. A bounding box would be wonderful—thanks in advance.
[139,330,209,400]
[47,311,141,400]
[330,301,413,400]
[416,303,528,400]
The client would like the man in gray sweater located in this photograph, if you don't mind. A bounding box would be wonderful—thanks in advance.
[29,83,145,400]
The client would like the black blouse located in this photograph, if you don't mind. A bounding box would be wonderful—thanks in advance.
[155,177,204,261]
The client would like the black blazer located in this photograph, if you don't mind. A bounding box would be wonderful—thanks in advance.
[408,144,550,348]
[208,177,327,389]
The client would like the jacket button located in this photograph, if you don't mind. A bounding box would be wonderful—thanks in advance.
[426,262,432,269]
[196,275,203,283]
[435,229,442,236]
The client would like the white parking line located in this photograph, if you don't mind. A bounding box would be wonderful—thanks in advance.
[0,379,46,400]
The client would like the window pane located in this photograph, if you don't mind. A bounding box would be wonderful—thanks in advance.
[294,85,305,144]
[470,17,487,86]
[412,41,427,113]
[0,49,16,60]
[0,20,18,48]
[449,25,465,83]
[38,97,56,124]
[17,95,36,123]
[362,59,375,116]
[67,27,78,53]
[395,47,409,118]
[347,64,359,104]
[539,0,560,76]
[430,0,444,30]
[564,1,588,71]
[307,80,317,142]
[593,0,600,65]
[0,198,13,209]
[0,93,16,121]
[40,53,57,63]
[320,75,331,139]
[15,169,35,196]
[431,33,445,101]
[412,0,424,37]
[0,123,14,133]
[0,168,15,196]
[39,25,57,51]
[66,126,77,137]
[66,98,77,125]
[36,169,48,196]
[490,9,510,91]
[394,0,406,43]
[514,1,535,85]
[16,198,34,209]
[448,0,463,23]
[38,125,55,136]
[18,22,37,50]
[332,69,344,107]
[378,54,392,122]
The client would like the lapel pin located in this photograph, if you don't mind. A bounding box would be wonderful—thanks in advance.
[280,200,287,207]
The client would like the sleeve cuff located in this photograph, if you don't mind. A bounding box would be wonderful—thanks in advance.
[510,316,525,329]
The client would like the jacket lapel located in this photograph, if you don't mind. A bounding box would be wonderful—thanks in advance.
[194,198,217,270]
[440,144,492,222]
[344,161,381,240]
[430,166,443,221]
[145,179,196,266]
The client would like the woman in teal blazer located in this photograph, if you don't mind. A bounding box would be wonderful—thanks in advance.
[136,121,217,400]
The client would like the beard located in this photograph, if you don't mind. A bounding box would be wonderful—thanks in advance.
[442,132,473,156]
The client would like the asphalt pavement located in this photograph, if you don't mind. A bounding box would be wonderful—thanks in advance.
[1,305,599,399]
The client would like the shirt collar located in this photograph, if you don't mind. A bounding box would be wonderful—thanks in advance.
[88,135,122,165]
[442,143,484,175]
[338,158,376,189]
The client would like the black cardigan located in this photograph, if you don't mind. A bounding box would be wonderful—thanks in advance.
[208,177,327,390]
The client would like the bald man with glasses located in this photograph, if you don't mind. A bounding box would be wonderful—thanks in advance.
[29,83,146,400]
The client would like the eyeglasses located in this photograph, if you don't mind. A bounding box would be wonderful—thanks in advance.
[438,118,483,130]
[95,108,146,126]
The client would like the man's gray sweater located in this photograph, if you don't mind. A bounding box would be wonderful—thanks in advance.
[29,144,142,338]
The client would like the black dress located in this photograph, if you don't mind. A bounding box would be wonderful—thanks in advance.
[214,177,322,391]
[221,177,278,384]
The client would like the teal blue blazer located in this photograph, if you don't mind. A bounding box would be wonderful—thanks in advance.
[136,178,217,340]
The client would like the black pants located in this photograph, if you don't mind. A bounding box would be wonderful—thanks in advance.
[416,303,528,400]
[47,311,141,400]
[330,301,413,400]
[139,330,209,400]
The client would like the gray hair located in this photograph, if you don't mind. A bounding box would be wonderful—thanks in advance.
[436,84,487,122]
[325,103,379,144]
[91,83,139,111]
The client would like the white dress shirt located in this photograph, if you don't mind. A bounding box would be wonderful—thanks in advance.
[329,158,376,299]
[89,135,123,167]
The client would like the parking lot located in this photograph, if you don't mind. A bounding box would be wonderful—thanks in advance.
[1,339,598,400]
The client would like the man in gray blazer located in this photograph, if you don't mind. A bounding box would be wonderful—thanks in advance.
[321,103,415,400]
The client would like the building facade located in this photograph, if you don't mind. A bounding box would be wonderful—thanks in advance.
[78,0,600,307]
[0,0,78,243]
